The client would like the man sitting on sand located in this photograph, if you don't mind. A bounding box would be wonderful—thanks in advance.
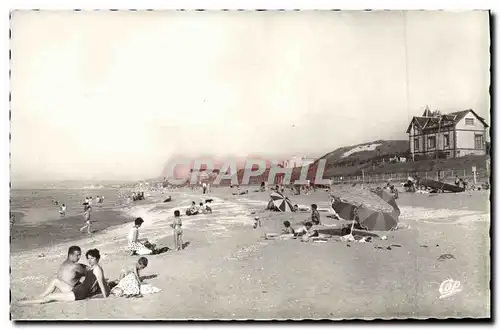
[19,248,108,305]
[35,246,88,299]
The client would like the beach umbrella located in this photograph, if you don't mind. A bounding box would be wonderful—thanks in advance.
[269,191,294,212]
[329,186,399,231]
[370,187,401,216]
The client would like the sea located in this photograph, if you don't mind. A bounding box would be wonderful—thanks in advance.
[9,186,177,254]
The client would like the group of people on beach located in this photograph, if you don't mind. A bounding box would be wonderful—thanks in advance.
[18,246,150,305]
[127,212,186,254]
[261,202,324,242]
[185,201,212,216]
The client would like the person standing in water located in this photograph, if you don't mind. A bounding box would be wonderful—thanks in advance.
[59,204,67,217]
[171,210,184,251]
[79,205,92,234]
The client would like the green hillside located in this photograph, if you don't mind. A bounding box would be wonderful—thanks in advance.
[213,140,489,185]
[314,140,409,167]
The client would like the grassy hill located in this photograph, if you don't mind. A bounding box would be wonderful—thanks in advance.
[229,140,489,185]
[314,140,409,168]
[164,140,489,185]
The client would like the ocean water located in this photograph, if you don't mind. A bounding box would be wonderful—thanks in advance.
[9,188,168,253]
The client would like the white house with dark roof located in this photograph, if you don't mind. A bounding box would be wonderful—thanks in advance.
[406,107,489,159]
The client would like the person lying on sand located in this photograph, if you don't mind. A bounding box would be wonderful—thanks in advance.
[295,222,320,242]
[19,249,108,305]
[293,204,310,212]
[264,221,296,240]
[35,246,88,299]
[128,218,155,255]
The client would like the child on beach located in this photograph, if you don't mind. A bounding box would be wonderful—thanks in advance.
[111,257,149,297]
[296,222,319,242]
[119,257,149,280]
[200,202,212,214]
[264,221,295,240]
[311,204,321,225]
[171,210,184,251]
[282,220,295,235]
[186,201,199,216]
[79,206,92,234]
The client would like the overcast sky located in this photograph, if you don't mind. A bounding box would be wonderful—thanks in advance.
[10,10,490,182]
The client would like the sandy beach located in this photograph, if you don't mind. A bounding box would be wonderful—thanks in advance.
[9,186,489,320]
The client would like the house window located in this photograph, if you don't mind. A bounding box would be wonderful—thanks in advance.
[428,136,436,149]
[443,134,450,147]
[465,118,474,125]
[414,138,419,151]
[475,134,484,149]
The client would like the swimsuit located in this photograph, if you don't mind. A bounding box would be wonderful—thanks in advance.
[173,218,183,235]
[72,269,98,301]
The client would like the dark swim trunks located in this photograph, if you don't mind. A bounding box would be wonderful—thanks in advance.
[72,271,97,301]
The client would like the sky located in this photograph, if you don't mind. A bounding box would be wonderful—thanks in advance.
[10,10,490,182]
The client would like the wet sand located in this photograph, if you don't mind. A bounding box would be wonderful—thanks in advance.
[10,209,133,254]
[10,187,490,319]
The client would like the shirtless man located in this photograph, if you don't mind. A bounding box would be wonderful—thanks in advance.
[37,246,87,298]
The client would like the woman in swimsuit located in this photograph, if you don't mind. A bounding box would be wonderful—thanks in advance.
[171,210,184,251]
[18,249,108,305]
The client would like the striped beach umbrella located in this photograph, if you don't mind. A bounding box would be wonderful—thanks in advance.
[269,191,294,212]
[369,187,401,216]
[329,186,399,231]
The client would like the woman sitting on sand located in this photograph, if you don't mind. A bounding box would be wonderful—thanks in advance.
[18,249,108,305]
[128,218,155,255]
[110,257,148,298]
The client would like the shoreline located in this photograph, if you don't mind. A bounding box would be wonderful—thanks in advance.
[9,190,181,255]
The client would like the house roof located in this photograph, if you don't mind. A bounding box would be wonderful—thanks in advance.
[422,107,433,117]
[406,109,489,134]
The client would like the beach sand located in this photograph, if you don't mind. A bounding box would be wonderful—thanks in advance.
[10,187,490,319]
